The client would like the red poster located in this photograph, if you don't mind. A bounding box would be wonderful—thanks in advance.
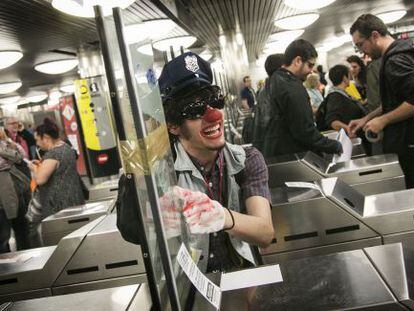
[59,95,87,175]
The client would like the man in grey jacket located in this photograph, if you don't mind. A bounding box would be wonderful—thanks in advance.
[263,39,342,157]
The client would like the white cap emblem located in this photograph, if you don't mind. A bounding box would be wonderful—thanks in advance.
[184,55,199,73]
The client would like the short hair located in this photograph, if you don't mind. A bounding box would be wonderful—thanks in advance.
[316,65,323,73]
[329,64,349,86]
[264,53,284,77]
[346,55,367,85]
[284,39,318,66]
[350,14,388,38]
[243,76,250,83]
[304,73,320,89]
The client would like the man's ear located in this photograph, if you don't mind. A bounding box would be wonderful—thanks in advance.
[167,123,180,136]
[293,56,302,67]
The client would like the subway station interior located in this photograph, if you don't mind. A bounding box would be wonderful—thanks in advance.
[0,0,414,310]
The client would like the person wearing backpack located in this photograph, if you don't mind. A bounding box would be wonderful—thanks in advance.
[263,39,342,157]
[117,52,274,275]
[323,65,367,134]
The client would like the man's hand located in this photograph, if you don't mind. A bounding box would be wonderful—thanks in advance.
[348,117,367,136]
[363,116,387,134]
[174,186,226,234]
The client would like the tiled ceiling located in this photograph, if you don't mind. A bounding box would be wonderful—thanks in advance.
[0,0,413,101]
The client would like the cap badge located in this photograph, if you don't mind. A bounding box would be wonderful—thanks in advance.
[184,55,199,73]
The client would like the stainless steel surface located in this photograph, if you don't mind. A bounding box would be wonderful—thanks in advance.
[0,218,101,303]
[262,237,381,264]
[52,214,146,293]
[364,243,414,309]
[42,199,115,246]
[323,131,366,158]
[7,284,152,311]
[323,178,414,236]
[384,231,414,251]
[197,249,404,310]
[87,179,119,202]
[261,183,380,263]
[268,151,406,195]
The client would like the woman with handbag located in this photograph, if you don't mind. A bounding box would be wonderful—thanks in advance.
[27,118,85,247]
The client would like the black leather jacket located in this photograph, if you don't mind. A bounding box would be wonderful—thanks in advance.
[263,68,341,157]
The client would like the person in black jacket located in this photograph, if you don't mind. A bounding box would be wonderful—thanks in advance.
[252,53,284,152]
[263,39,342,157]
[349,14,414,188]
[324,64,366,132]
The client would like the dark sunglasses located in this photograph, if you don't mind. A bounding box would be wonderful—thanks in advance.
[180,96,225,120]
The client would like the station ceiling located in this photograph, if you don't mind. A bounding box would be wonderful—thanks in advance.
[0,0,413,101]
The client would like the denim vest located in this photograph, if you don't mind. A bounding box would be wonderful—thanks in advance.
[174,142,256,272]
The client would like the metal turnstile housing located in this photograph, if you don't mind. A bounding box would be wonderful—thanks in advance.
[41,199,115,246]
[87,179,119,202]
[261,183,381,264]
[323,130,367,158]
[267,151,405,195]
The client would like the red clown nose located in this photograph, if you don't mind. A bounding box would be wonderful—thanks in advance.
[202,106,222,122]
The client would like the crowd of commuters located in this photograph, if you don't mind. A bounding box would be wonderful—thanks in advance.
[0,117,84,252]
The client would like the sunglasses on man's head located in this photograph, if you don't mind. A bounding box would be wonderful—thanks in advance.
[180,94,225,120]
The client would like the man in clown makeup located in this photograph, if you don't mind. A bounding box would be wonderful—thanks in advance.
[158,52,274,274]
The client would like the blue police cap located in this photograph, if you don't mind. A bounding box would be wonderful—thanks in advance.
[158,52,213,100]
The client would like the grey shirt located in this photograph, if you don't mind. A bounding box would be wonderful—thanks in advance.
[39,143,84,219]
[366,58,382,113]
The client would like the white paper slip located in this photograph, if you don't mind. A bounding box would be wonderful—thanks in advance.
[220,264,283,291]
[177,243,221,309]
[332,128,353,164]
[285,182,320,191]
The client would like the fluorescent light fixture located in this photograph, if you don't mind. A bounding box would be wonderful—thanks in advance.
[60,84,75,93]
[34,59,78,75]
[52,0,135,18]
[284,0,336,10]
[377,10,407,24]
[317,34,352,52]
[274,13,319,30]
[0,96,21,105]
[268,30,305,44]
[27,93,48,103]
[219,34,226,47]
[137,44,153,55]
[0,81,22,94]
[124,19,176,43]
[49,90,62,102]
[199,50,213,61]
[265,41,290,54]
[153,36,197,51]
[236,32,244,45]
[0,51,23,70]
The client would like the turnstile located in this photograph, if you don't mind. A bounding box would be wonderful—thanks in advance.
[195,244,410,310]
[0,214,146,303]
[267,151,405,195]
[323,130,366,158]
[3,284,152,311]
[261,182,381,263]
[87,179,119,202]
[322,178,414,249]
[262,177,414,264]
[41,199,116,246]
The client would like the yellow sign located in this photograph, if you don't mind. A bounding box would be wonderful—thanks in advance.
[74,79,100,150]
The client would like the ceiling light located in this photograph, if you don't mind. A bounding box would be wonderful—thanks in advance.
[268,30,305,44]
[153,36,197,51]
[284,0,336,10]
[124,19,176,43]
[236,32,244,45]
[274,13,319,30]
[199,50,213,61]
[34,59,78,75]
[137,44,153,55]
[27,93,48,103]
[265,41,290,54]
[52,0,135,18]
[0,81,22,94]
[0,51,23,70]
[0,96,21,105]
[60,84,75,93]
[376,10,407,24]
